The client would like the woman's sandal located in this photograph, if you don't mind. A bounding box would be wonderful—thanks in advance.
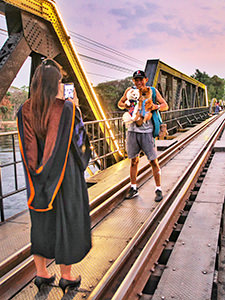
[34,274,56,291]
[59,275,81,294]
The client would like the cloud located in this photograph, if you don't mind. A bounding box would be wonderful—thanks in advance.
[147,22,182,37]
[164,14,175,21]
[109,3,160,30]
[126,32,160,49]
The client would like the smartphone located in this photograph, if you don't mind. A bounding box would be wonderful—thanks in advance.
[64,83,74,99]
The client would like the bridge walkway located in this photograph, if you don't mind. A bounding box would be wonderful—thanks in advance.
[5,116,224,299]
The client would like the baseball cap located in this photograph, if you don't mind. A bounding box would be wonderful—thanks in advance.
[133,70,146,79]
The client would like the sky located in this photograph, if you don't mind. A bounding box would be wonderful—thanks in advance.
[0,0,224,87]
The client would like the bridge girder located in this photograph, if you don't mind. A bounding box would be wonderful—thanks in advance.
[145,59,208,110]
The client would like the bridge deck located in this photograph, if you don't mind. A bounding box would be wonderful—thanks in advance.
[152,129,225,300]
[0,139,175,266]
[5,117,224,299]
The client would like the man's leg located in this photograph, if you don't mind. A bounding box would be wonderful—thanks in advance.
[150,158,163,202]
[125,157,139,199]
[130,156,139,184]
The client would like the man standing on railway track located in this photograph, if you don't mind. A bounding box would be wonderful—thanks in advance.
[118,70,168,202]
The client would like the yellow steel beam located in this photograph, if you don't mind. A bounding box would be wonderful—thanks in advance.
[152,60,208,106]
[2,0,122,159]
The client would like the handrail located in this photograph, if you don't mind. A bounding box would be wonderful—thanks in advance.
[0,117,126,222]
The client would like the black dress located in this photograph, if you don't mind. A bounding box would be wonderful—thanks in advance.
[17,99,92,264]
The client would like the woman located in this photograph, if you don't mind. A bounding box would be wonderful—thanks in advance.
[17,59,92,293]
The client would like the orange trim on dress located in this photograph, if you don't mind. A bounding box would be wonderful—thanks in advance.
[35,166,43,174]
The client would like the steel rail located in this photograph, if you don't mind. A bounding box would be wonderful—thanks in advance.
[112,116,225,300]
[0,115,221,299]
[88,114,225,300]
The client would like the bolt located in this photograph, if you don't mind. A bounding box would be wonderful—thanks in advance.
[202,270,207,274]
[109,259,113,263]
[208,244,211,247]
[137,292,143,298]
[189,225,192,228]
[150,267,155,272]
[172,267,176,271]
[182,242,185,245]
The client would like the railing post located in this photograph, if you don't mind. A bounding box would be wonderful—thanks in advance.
[0,167,5,222]
[12,134,18,190]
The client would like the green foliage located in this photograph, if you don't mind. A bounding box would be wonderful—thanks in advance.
[191,69,225,100]
[94,77,133,112]
[0,86,28,120]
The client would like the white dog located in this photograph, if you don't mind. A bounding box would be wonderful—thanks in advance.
[122,88,140,124]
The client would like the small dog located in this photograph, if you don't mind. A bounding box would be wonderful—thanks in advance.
[158,123,168,139]
[122,88,140,124]
[133,87,154,126]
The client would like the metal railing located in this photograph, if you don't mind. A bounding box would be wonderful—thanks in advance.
[0,117,126,222]
[0,107,210,222]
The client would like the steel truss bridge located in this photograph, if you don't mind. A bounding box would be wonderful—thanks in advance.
[0,0,208,165]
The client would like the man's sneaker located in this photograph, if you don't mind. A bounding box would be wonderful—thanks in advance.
[155,189,163,202]
[125,187,139,199]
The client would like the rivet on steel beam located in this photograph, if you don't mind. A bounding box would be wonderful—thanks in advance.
[174,222,178,226]
[182,242,185,245]
[166,239,169,243]
[172,268,176,271]
[82,294,87,298]
[109,259,113,263]
[208,244,211,247]
[161,296,165,299]
[137,292,143,298]
[154,261,159,266]
[89,285,93,289]
[189,225,192,228]
[202,270,207,274]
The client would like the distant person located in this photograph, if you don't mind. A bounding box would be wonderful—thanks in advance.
[215,101,220,114]
[17,59,91,294]
[118,70,168,202]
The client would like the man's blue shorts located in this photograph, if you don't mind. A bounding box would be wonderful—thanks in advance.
[126,131,157,161]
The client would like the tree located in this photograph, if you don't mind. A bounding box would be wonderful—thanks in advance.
[94,77,132,113]
[0,96,12,120]
[9,86,28,119]
[191,69,225,101]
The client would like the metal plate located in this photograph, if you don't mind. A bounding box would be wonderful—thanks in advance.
[152,202,223,299]
[0,211,30,263]
[12,205,152,299]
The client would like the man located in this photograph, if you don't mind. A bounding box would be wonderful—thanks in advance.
[118,70,168,202]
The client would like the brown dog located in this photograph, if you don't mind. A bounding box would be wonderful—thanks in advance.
[158,123,168,139]
[133,87,153,126]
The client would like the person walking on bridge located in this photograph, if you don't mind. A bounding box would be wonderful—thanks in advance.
[118,70,168,202]
[17,59,91,293]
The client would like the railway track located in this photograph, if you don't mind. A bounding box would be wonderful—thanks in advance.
[0,113,224,299]
[87,113,225,300]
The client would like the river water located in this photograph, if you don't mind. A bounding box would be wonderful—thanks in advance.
[0,133,27,220]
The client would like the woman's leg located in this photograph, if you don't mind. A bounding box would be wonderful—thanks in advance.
[60,264,80,280]
[33,254,51,278]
